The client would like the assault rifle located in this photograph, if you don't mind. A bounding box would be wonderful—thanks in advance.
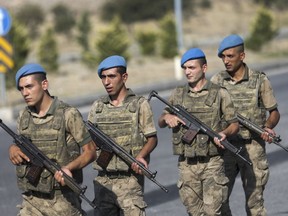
[237,113,288,152]
[148,90,252,166]
[0,119,96,209]
[84,120,169,193]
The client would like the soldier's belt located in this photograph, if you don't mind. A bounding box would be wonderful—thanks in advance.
[179,155,213,164]
[229,138,251,144]
[24,188,71,199]
[98,171,132,179]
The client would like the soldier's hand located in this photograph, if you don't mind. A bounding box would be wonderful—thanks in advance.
[131,157,147,175]
[54,167,72,186]
[9,144,30,165]
[164,114,185,128]
[261,127,275,143]
[214,132,226,149]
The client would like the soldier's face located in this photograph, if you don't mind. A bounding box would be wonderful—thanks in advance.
[18,75,47,107]
[182,59,206,84]
[100,68,127,96]
[220,47,245,73]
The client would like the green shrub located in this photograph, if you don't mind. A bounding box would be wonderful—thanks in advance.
[51,3,76,35]
[77,11,91,51]
[81,50,98,69]
[246,7,278,51]
[159,14,178,58]
[136,31,157,56]
[95,16,130,62]
[15,3,45,38]
[38,28,58,72]
[101,0,194,24]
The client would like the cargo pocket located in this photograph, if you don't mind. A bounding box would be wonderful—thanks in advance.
[122,197,147,215]
[177,179,184,189]
[16,165,28,191]
[195,134,209,156]
[32,169,54,193]
[172,127,185,155]
[256,159,269,186]
[16,165,27,178]
[132,198,147,210]
[208,175,229,205]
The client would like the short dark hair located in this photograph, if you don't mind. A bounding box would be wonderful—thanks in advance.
[236,44,244,53]
[32,73,47,84]
[198,58,207,67]
[116,66,127,75]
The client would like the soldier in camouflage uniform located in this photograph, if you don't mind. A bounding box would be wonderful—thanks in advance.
[158,48,239,215]
[87,55,158,216]
[211,34,280,216]
[9,63,97,216]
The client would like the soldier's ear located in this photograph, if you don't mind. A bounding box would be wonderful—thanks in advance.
[122,73,128,82]
[42,79,49,91]
[240,52,245,61]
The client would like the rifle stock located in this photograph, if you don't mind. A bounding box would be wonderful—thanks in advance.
[148,90,252,166]
[237,113,288,153]
[0,119,96,209]
[84,121,169,193]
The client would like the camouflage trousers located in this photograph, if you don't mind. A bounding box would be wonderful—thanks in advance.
[93,175,147,216]
[17,190,84,216]
[221,139,269,216]
[177,155,229,216]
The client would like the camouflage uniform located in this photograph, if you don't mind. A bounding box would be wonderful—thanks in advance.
[211,64,278,216]
[166,81,237,215]
[16,97,92,216]
[87,89,157,216]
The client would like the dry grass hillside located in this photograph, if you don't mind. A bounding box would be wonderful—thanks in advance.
[1,0,288,106]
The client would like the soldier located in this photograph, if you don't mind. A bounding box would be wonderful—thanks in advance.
[158,48,239,215]
[87,55,158,215]
[211,34,280,215]
[9,63,96,216]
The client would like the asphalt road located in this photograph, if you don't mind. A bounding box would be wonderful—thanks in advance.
[0,65,288,216]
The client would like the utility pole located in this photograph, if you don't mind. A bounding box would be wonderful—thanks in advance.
[174,0,184,80]
[174,0,184,54]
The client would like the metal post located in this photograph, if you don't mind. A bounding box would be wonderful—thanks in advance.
[0,72,6,106]
[174,0,184,80]
[174,0,184,54]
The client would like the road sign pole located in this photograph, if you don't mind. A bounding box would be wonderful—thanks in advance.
[0,73,6,106]
[0,7,12,107]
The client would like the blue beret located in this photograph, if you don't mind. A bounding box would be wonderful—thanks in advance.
[181,48,206,67]
[15,63,46,89]
[97,55,127,77]
[218,34,244,57]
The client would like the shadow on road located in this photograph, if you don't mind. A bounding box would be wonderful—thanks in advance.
[145,183,179,207]
[267,148,288,166]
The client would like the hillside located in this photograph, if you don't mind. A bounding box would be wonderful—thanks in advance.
[1,0,288,106]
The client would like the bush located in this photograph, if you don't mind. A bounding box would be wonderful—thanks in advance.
[253,0,288,10]
[15,3,45,38]
[101,0,194,24]
[159,14,178,58]
[51,3,76,35]
[136,31,157,56]
[38,28,59,72]
[95,16,130,63]
[246,7,278,51]
[77,11,92,51]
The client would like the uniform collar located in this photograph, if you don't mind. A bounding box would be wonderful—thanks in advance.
[103,88,136,104]
[223,63,249,81]
[186,80,211,93]
[27,96,58,117]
